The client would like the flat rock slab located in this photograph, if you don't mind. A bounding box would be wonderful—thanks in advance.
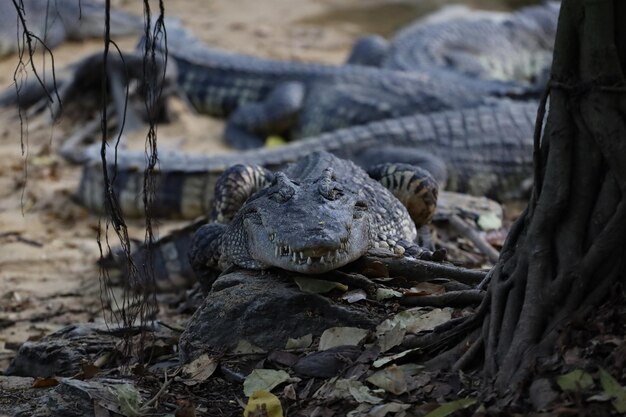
[179,269,382,361]
[5,324,119,378]
[7,377,139,417]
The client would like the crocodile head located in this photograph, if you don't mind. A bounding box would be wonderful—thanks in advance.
[237,168,370,274]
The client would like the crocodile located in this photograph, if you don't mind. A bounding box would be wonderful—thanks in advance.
[187,151,439,289]
[0,21,535,151]
[121,151,439,292]
[78,99,537,222]
[347,2,559,88]
[0,0,142,58]
[161,24,539,149]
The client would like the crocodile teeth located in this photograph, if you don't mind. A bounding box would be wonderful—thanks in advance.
[275,247,279,257]
[320,256,325,264]
[307,257,312,265]
[299,252,304,260]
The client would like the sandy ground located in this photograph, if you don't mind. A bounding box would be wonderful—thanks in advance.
[0,0,525,370]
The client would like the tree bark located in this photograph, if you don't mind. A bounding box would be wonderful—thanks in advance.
[467,0,626,397]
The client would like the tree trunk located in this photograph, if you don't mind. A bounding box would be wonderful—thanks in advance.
[461,0,626,396]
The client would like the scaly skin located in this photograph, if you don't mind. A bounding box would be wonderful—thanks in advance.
[188,152,437,284]
[0,0,141,57]
[77,100,537,220]
[349,2,559,87]
[161,24,531,143]
[2,22,532,148]
[119,153,439,292]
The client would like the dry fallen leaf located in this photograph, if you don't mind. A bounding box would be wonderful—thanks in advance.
[424,398,477,417]
[556,369,594,392]
[404,282,446,296]
[244,391,284,417]
[342,289,367,303]
[376,287,402,301]
[314,377,383,404]
[181,354,218,386]
[285,333,313,349]
[32,377,59,388]
[366,365,408,395]
[243,369,291,397]
[293,277,348,294]
[376,322,405,353]
[233,339,266,354]
[318,327,369,351]
[598,368,626,413]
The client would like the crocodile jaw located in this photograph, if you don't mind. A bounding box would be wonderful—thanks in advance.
[247,223,369,274]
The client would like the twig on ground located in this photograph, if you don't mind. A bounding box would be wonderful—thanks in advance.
[401,289,485,307]
[430,279,473,292]
[140,370,174,412]
[353,249,487,286]
[449,214,500,263]
[328,270,377,296]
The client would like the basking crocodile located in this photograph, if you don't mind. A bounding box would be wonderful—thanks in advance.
[0,0,141,58]
[123,151,439,291]
[0,22,533,150]
[347,2,559,88]
[188,151,439,289]
[78,99,537,221]
[162,24,537,149]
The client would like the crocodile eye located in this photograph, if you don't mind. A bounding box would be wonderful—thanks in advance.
[353,201,368,218]
[327,187,344,200]
[243,207,262,223]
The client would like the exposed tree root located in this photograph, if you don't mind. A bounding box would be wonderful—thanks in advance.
[422,0,626,402]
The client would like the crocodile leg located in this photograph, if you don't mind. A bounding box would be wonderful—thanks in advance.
[104,219,205,293]
[104,163,274,292]
[188,223,227,292]
[211,164,275,223]
[367,162,439,252]
[223,82,306,150]
[345,34,390,67]
[353,146,448,186]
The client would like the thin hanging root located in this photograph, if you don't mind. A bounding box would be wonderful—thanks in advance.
[448,214,500,263]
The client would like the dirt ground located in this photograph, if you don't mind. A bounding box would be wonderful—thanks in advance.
[0,0,525,371]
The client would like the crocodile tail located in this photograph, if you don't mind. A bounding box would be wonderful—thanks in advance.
[105,219,206,293]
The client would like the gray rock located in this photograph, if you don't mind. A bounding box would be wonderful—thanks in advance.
[10,378,139,417]
[179,270,382,361]
[5,324,118,378]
